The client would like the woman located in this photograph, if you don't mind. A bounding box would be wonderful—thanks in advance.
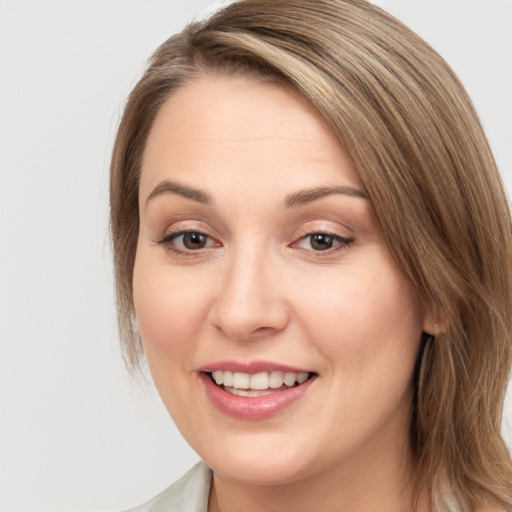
[110,0,512,510]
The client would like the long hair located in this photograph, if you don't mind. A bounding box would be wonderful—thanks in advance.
[110,1,512,509]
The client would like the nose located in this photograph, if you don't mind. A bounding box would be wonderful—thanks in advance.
[208,247,289,341]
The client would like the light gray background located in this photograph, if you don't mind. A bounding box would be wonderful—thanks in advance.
[1,1,511,511]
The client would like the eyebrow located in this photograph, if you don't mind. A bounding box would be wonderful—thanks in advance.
[145,180,212,207]
[145,180,368,209]
[283,185,368,208]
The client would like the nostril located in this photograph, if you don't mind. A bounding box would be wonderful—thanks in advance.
[253,326,275,334]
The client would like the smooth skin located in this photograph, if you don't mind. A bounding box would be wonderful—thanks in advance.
[133,74,437,512]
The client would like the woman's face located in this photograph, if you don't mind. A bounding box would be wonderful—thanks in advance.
[134,75,434,486]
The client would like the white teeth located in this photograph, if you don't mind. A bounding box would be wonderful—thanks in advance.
[222,371,233,387]
[226,387,272,397]
[210,370,310,390]
[250,372,269,390]
[232,372,250,389]
[297,372,308,384]
[283,372,297,386]
[269,371,285,388]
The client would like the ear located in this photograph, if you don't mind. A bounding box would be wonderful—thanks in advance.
[423,306,449,336]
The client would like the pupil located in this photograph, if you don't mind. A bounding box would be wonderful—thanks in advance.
[183,232,206,249]
[311,233,333,251]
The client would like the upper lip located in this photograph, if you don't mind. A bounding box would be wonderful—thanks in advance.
[199,360,314,374]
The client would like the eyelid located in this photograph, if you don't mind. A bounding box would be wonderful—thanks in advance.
[154,219,219,244]
[153,220,354,256]
[289,222,355,255]
[293,232,353,249]
[154,227,221,256]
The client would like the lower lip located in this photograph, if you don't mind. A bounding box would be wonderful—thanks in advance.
[199,372,316,420]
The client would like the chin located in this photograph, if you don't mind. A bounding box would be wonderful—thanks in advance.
[189,428,320,486]
[207,455,311,486]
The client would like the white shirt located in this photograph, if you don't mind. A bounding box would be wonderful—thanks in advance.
[124,462,212,512]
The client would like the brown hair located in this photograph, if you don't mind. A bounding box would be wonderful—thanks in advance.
[110,0,512,509]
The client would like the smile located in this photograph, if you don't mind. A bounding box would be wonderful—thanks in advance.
[210,370,311,397]
[199,365,317,420]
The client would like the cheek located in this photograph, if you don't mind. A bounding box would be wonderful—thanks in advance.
[290,262,423,445]
[291,257,423,370]
[132,248,214,421]
[132,248,211,363]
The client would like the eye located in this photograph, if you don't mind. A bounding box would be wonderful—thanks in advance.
[156,230,218,254]
[176,232,210,250]
[295,232,353,252]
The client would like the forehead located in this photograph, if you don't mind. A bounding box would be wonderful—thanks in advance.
[139,73,363,200]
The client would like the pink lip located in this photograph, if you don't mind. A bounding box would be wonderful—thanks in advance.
[198,361,317,421]
[199,360,311,374]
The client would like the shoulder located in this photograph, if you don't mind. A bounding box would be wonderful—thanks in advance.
[121,461,212,512]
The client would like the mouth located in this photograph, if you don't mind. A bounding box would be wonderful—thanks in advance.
[199,361,318,419]
[206,370,316,397]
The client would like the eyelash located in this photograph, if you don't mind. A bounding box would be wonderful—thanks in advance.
[155,230,354,257]
[292,232,354,254]
[155,231,218,256]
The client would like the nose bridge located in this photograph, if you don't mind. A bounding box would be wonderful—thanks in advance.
[209,238,288,340]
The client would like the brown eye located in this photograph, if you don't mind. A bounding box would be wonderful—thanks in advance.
[310,233,334,251]
[157,230,217,255]
[181,232,208,250]
[294,232,354,253]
